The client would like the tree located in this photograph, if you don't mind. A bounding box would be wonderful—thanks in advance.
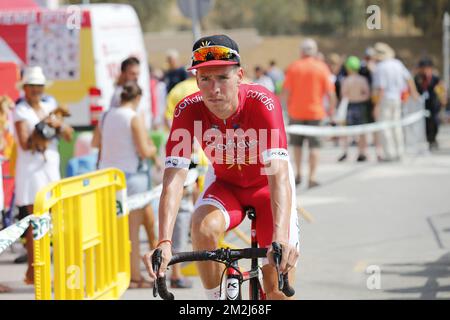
[402,0,450,35]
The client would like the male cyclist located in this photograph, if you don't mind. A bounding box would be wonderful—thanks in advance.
[144,34,300,300]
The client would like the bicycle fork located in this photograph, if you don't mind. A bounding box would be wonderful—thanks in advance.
[225,260,242,300]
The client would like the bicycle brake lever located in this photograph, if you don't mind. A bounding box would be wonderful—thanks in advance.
[152,248,162,297]
[271,242,284,290]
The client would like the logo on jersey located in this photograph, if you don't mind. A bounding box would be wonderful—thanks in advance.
[174,95,203,118]
[165,156,191,169]
[169,122,286,175]
[246,90,275,111]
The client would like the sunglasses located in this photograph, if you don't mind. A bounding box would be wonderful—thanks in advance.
[192,45,240,64]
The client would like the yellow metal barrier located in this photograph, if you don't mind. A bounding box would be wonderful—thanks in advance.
[33,168,130,300]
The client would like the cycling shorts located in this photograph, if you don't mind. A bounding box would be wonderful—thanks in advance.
[194,168,300,253]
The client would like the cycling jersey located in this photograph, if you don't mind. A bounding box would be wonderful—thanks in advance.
[165,83,289,188]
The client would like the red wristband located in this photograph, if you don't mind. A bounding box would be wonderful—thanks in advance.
[157,239,172,247]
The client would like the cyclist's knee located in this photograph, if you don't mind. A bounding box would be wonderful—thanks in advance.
[191,205,225,244]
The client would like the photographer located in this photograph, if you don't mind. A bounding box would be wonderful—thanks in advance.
[13,66,72,285]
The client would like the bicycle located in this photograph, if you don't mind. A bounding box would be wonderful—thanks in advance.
[151,207,295,300]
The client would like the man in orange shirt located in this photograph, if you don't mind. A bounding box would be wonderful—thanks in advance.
[282,38,336,188]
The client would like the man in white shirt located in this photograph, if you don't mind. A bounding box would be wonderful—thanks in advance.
[372,42,419,161]
[110,57,152,130]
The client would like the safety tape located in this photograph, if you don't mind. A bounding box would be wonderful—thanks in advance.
[286,109,429,137]
[0,213,51,254]
[0,169,200,254]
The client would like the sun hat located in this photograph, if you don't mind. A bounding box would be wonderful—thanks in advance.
[373,42,395,61]
[19,66,48,86]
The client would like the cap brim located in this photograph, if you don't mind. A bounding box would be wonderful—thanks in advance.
[188,60,239,71]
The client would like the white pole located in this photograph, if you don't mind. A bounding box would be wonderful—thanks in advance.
[189,0,202,42]
[444,12,450,94]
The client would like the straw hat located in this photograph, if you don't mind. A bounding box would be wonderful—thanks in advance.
[373,42,395,61]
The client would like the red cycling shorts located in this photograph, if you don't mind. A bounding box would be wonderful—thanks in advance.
[194,173,300,251]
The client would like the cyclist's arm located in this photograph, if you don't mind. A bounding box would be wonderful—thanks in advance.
[266,159,292,245]
[158,167,188,242]
[254,84,299,273]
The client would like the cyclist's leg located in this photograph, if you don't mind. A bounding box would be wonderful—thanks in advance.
[243,175,299,300]
[191,181,245,299]
[191,205,226,293]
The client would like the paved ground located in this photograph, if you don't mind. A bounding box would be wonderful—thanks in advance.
[1,123,450,300]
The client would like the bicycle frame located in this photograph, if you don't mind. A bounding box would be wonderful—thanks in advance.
[224,207,266,300]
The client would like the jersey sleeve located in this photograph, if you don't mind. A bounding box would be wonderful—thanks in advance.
[164,98,197,170]
[249,87,289,164]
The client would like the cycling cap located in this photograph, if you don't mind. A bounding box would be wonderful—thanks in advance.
[188,34,240,70]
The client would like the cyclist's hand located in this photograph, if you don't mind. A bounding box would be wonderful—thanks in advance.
[143,242,172,280]
[267,241,299,274]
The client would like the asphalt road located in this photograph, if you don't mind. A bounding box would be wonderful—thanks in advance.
[2,124,450,300]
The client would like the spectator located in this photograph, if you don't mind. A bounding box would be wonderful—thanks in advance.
[0,95,14,233]
[0,101,6,295]
[149,66,167,130]
[282,38,337,188]
[360,47,383,160]
[253,65,275,92]
[0,96,15,233]
[414,57,448,151]
[338,56,371,162]
[164,49,188,94]
[110,57,152,130]
[266,60,285,94]
[92,81,158,289]
[372,42,419,161]
[13,66,73,285]
[164,69,198,130]
[110,57,140,108]
[109,57,157,249]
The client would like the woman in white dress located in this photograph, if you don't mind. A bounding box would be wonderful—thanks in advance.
[13,66,72,284]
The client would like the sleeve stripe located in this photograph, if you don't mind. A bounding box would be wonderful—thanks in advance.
[165,156,191,170]
[262,148,289,163]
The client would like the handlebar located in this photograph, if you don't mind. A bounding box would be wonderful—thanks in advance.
[151,243,295,300]
[271,242,295,297]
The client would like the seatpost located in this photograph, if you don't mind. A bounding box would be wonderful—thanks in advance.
[245,207,261,300]
[245,207,257,250]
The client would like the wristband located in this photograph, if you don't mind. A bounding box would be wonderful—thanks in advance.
[157,239,172,247]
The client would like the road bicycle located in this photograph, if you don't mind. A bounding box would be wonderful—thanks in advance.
[151,207,295,300]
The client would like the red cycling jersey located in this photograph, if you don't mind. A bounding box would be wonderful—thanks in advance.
[165,83,289,188]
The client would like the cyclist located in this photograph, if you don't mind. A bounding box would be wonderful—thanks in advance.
[143,34,300,300]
